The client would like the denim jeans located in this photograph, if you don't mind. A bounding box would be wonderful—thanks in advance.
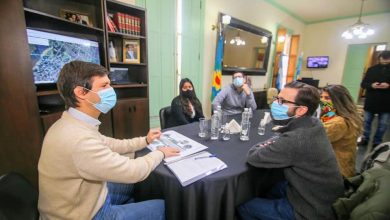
[363,111,390,145]
[93,182,165,220]
[238,181,295,220]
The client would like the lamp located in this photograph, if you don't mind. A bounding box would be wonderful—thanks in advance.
[230,30,246,46]
[211,14,231,31]
[341,0,374,39]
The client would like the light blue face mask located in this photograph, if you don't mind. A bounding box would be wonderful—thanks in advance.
[86,87,117,114]
[270,101,296,126]
[233,77,244,88]
[271,101,291,120]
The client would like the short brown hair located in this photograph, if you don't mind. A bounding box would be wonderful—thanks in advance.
[57,61,108,109]
[284,81,320,116]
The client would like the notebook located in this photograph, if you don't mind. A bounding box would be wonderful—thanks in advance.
[166,151,227,187]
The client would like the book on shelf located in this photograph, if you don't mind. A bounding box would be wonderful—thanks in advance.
[107,14,118,32]
[106,15,114,32]
[111,12,140,35]
[147,130,227,187]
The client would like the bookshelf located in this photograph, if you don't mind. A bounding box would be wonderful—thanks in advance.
[22,0,150,138]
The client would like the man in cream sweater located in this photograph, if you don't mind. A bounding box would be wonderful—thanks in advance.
[38,61,179,220]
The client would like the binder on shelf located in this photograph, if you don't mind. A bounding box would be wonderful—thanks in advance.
[147,130,227,187]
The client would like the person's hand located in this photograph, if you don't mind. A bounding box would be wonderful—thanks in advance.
[371,82,380,89]
[157,146,180,158]
[378,82,389,89]
[146,128,161,144]
[242,83,251,95]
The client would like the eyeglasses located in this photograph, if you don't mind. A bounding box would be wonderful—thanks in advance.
[273,96,298,105]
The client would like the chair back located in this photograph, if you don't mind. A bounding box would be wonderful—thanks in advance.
[159,106,172,129]
[0,172,39,220]
[267,88,278,105]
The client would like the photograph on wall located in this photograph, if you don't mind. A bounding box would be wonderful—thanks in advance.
[123,39,140,63]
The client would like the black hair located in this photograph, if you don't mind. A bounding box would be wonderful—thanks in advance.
[284,81,320,116]
[378,50,390,60]
[179,78,203,117]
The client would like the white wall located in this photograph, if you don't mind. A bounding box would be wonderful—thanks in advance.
[202,0,305,117]
[301,13,390,86]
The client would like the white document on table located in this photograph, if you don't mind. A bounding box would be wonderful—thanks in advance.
[147,130,208,163]
[166,151,227,187]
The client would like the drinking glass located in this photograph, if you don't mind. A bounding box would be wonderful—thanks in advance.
[222,127,231,141]
[258,119,266,136]
[198,118,207,138]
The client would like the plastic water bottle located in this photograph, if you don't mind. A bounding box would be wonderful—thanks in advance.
[248,107,253,119]
[241,108,249,125]
[216,105,223,129]
[211,111,220,140]
[240,108,251,141]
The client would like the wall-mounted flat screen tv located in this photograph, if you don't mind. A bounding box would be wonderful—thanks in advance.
[307,56,329,68]
[27,29,101,84]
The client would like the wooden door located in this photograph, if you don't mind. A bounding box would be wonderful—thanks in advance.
[272,28,286,87]
[286,35,300,83]
[112,98,149,139]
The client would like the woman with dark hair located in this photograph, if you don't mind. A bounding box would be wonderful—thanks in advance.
[320,84,363,177]
[166,78,204,128]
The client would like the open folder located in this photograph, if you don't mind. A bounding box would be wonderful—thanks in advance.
[147,130,227,186]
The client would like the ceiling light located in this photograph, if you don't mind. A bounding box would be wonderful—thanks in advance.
[341,0,374,40]
[230,30,246,46]
[261,36,268,44]
[222,15,231,25]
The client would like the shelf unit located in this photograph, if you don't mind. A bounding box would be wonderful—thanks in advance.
[22,0,150,138]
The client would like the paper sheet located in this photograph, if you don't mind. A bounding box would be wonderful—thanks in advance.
[147,130,208,163]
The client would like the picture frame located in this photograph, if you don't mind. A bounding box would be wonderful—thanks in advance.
[123,39,140,63]
[60,9,92,27]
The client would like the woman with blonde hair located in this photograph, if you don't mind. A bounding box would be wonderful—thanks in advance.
[320,84,363,177]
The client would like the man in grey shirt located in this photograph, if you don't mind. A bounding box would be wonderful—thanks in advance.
[238,81,344,220]
[212,72,257,115]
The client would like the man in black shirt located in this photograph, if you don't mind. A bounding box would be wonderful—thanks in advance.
[359,51,390,148]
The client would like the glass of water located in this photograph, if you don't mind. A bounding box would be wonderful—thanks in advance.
[222,127,231,141]
[240,122,250,141]
[198,118,207,138]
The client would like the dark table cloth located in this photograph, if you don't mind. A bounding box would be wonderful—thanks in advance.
[135,110,284,220]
